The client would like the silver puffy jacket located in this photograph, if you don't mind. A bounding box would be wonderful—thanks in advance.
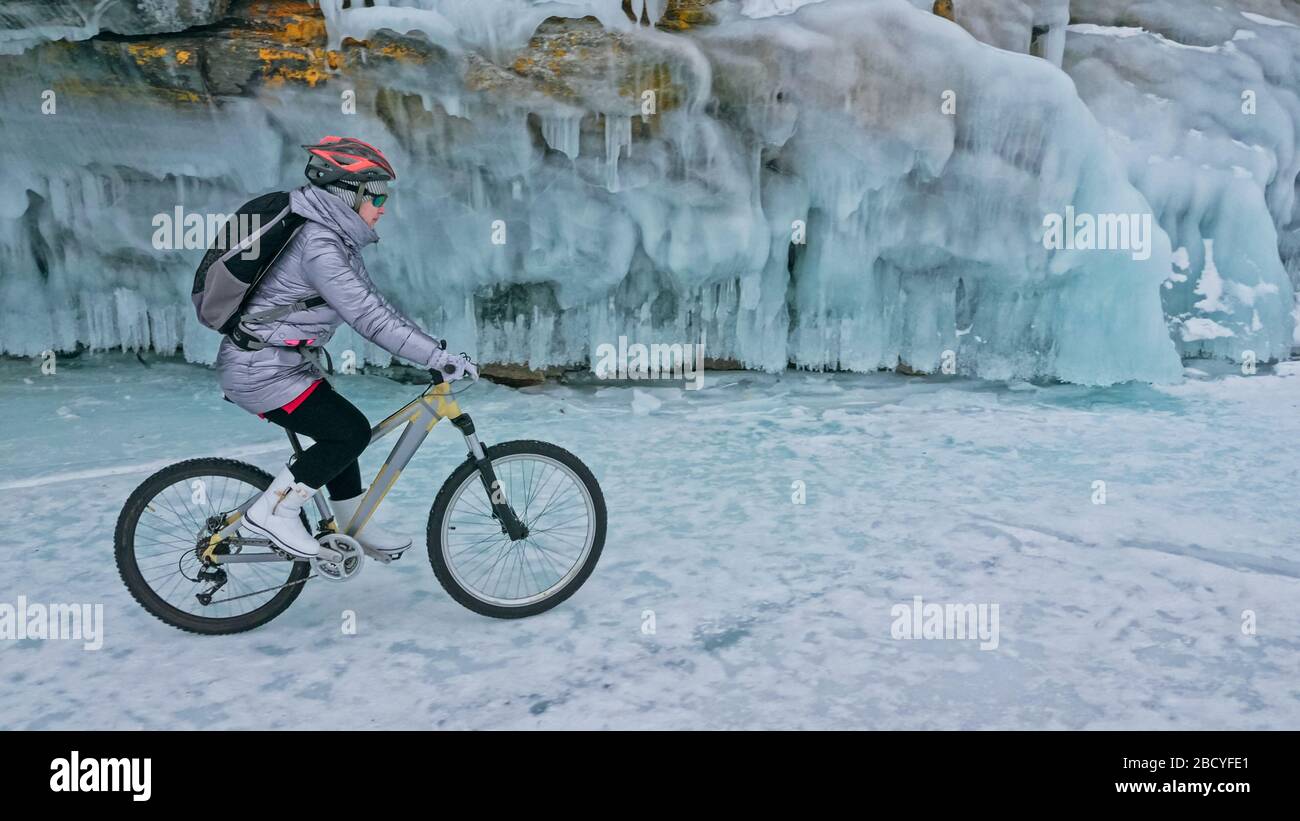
[216,184,442,414]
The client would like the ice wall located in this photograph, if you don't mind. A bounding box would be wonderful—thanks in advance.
[901,0,1070,65]
[1065,0,1300,360]
[697,0,1179,383]
[7,0,1286,385]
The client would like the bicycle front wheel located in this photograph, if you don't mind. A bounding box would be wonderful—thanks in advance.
[427,440,606,618]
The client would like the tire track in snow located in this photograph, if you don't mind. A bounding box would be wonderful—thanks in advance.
[0,442,288,491]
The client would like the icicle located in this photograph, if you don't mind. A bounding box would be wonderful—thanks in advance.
[541,113,582,160]
[630,1,670,25]
[604,114,632,192]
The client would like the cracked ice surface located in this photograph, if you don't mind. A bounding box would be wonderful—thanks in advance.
[1,355,1297,729]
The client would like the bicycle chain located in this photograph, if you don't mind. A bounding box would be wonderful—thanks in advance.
[201,573,316,606]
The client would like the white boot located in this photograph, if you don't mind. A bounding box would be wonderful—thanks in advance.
[243,466,321,559]
[330,492,412,555]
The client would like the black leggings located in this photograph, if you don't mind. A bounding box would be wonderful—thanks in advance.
[262,382,369,500]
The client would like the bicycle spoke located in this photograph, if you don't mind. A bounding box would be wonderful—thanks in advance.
[441,452,596,607]
[131,473,296,620]
[164,483,205,536]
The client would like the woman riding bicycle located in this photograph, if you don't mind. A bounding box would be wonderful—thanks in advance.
[217,136,476,561]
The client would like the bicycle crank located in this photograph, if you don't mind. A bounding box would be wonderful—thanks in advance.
[312,533,364,582]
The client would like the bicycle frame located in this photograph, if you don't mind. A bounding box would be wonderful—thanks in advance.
[311,379,475,538]
[203,378,527,565]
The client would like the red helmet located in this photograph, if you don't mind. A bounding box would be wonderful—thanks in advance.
[302,136,396,187]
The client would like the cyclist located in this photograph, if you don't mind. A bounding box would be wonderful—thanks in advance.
[217,136,477,560]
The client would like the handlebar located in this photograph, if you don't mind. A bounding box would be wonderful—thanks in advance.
[428,338,450,385]
[428,339,470,385]
[428,363,459,385]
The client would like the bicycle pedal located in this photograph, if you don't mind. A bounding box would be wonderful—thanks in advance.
[360,545,405,564]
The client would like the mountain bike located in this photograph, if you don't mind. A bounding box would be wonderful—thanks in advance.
[114,368,606,634]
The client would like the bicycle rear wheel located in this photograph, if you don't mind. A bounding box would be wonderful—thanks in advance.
[115,458,310,635]
[427,440,606,618]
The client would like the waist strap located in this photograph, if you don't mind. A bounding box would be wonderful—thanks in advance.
[226,328,334,380]
[226,293,328,350]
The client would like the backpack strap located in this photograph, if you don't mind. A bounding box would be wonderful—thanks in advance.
[216,219,309,335]
[239,295,328,325]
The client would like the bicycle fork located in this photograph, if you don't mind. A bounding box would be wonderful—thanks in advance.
[451,414,529,541]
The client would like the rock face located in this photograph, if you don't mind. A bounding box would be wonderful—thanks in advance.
[0,0,1295,384]
[479,362,562,387]
[0,0,233,54]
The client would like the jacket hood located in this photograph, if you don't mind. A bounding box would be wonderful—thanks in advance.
[290,184,379,250]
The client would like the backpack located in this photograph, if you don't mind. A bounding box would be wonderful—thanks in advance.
[191,191,315,336]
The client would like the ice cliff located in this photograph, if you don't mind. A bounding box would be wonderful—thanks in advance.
[0,0,1296,384]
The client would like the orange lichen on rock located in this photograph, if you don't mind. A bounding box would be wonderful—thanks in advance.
[163,87,203,103]
[54,74,202,104]
[258,45,329,86]
[234,0,335,87]
[374,41,431,63]
[658,0,718,30]
[280,11,328,44]
[127,43,169,64]
[248,0,327,44]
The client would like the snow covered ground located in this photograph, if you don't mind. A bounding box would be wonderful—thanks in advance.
[2,354,1299,729]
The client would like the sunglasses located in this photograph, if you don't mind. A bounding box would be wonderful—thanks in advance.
[364,192,388,207]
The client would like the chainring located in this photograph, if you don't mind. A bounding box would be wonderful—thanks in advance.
[312,533,364,582]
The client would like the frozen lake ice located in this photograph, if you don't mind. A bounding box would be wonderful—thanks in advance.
[1,354,1297,729]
